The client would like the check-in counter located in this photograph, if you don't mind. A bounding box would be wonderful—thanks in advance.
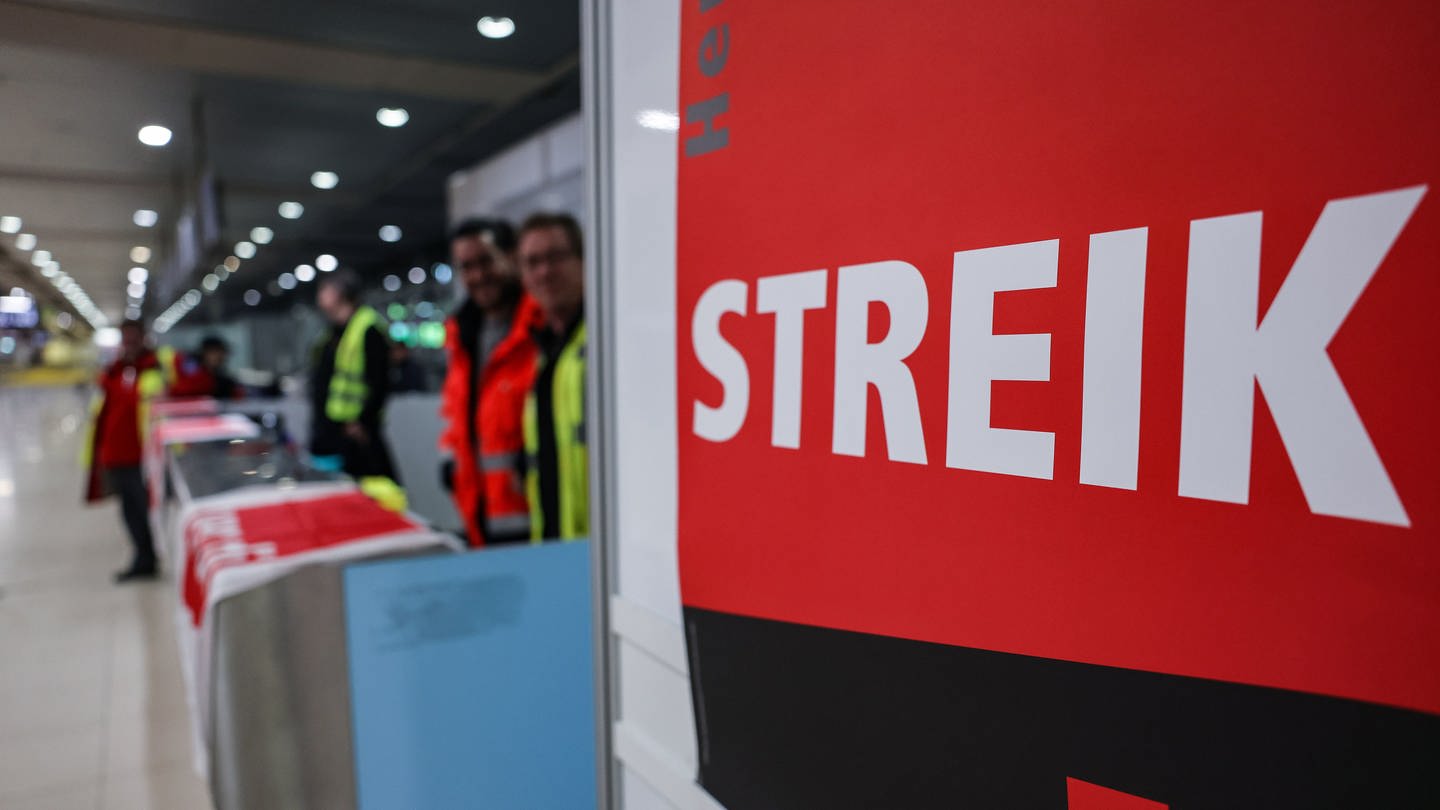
[145,400,461,809]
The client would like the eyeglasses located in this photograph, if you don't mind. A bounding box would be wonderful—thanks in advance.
[520,249,576,271]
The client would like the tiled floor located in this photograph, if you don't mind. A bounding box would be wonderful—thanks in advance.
[0,385,212,809]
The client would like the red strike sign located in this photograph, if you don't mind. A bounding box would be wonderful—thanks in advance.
[676,1,1440,716]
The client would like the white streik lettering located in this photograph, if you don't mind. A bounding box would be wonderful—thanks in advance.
[1179,186,1423,527]
[686,185,1423,527]
[756,269,828,449]
[832,261,929,464]
[691,279,749,442]
[1080,228,1148,490]
[946,240,1057,480]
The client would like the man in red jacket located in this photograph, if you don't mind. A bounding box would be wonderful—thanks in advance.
[84,319,166,582]
[438,218,543,546]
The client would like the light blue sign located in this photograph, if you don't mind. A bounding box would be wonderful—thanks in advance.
[344,542,597,809]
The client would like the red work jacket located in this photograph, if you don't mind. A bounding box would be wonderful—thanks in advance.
[438,295,542,546]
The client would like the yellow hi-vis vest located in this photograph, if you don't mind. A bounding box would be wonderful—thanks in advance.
[325,306,382,423]
[523,321,588,541]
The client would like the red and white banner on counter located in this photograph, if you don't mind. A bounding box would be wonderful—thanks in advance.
[171,482,456,775]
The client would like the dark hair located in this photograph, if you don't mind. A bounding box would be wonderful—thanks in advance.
[200,335,228,353]
[318,268,363,304]
[519,212,584,259]
[450,218,517,252]
[119,318,145,333]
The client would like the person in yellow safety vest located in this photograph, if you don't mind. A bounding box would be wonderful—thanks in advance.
[308,269,401,483]
[518,212,589,541]
[83,319,167,582]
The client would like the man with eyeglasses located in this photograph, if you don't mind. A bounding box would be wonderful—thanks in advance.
[517,212,589,542]
[438,218,542,546]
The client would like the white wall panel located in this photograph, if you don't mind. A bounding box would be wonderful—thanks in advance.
[605,0,720,808]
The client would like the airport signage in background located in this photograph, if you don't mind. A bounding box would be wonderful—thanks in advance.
[675,1,1439,807]
[0,294,39,328]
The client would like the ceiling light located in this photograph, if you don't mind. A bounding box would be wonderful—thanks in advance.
[126,305,142,319]
[31,250,51,266]
[14,233,35,251]
[250,226,274,245]
[138,125,173,147]
[235,241,257,259]
[433,263,453,283]
[128,267,148,284]
[216,266,230,280]
[244,289,261,306]
[224,255,241,271]
[127,281,147,298]
[184,290,202,307]
[278,201,304,220]
[278,272,297,290]
[0,216,20,234]
[41,262,59,278]
[56,312,72,329]
[379,225,402,243]
[130,246,151,263]
[376,107,410,128]
[310,171,339,190]
[408,266,426,284]
[294,264,316,283]
[477,16,516,38]
[316,254,338,273]
[383,274,401,292]
[636,109,681,131]
[202,274,219,292]
[133,209,158,228]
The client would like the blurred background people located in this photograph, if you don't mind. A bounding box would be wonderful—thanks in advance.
[165,335,242,399]
[438,218,543,547]
[308,270,399,482]
[83,319,164,582]
[389,343,427,393]
[518,212,588,542]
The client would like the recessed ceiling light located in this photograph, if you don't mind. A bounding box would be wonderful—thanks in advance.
[408,266,426,285]
[216,266,230,280]
[294,264,316,283]
[202,274,219,292]
[250,226,274,245]
[32,250,51,266]
[278,201,305,220]
[316,254,338,273]
[310,171,339,190]
[14,233,36,251]
[0,216,20,234]
[133,209,158,228]
[383,274,401,292]
[433,263,453,283]
[477,16,516,38]
[278,272,297,290]
[138,125,172,147]
[379,225,402,243]
[224,256,241,272]
[128,267,148,284]
[235,241,257,259]
[41,262,59,278]
[128,281,147,298]
[376,108,410,128]
[244,289,261,306]
[130,246,151,263]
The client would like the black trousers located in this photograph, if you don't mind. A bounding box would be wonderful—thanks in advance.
[105,466,156,570]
